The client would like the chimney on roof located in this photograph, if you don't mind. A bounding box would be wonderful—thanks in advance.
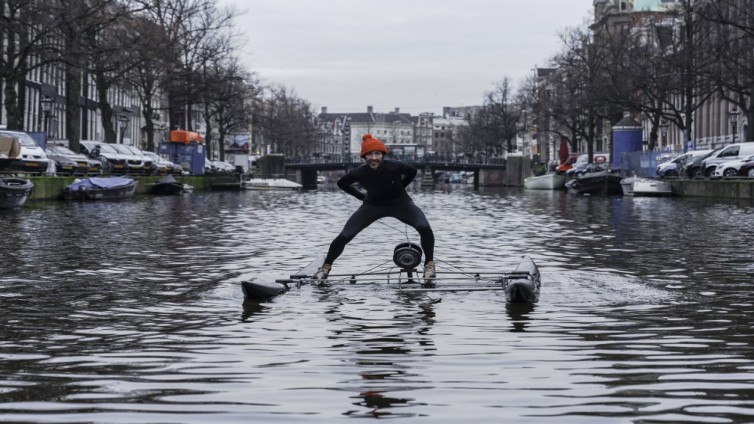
[321,106,327,114]
[367,105,373,114]
[395,107,400,113]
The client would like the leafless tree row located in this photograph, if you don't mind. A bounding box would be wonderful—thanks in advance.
[458,0,754,161]
[1,0,317,160]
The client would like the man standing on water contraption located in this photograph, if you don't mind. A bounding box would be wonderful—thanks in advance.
[314,133,436,284]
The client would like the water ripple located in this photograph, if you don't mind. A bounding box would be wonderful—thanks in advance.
[1,188,753,422]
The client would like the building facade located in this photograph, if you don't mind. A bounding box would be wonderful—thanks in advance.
[318,106,440,160]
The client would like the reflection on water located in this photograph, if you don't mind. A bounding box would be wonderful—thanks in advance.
[506,302,535,332]
[1,188,754,422]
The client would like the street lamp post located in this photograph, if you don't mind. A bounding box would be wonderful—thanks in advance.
[159,124,168,145]
[341,116,351,161]
[729,107,740,143]
[40,96,54,138]
[118,115,130,144]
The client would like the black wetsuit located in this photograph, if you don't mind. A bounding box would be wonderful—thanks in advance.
[323,159,435,265]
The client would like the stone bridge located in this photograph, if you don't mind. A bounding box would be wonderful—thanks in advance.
[261,155,532,190]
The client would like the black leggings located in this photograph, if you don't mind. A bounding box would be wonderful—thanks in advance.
[324,200,435,266]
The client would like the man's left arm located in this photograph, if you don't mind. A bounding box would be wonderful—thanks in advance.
[397,162,418,187]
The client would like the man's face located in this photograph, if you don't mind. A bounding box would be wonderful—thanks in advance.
[365,151,384,169]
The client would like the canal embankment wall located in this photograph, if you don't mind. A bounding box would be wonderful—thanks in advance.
[670,179,754,200]
[26,176,213,200]
[22,173,754,201]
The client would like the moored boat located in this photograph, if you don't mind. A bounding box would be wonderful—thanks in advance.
[620,176,636,196]
[524,173,566,190]
[243,178,302,190]
[632,178,672,196]
[148,174,193,195]
[62,177,136,200]
[620,177,672,196]
[0,177,34,209]
[566,170,623,196]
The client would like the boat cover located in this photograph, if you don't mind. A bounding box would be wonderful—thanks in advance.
[0,137,21,159]
[67,177,134,191]
[157,175,179,184]
[245,178,302,189]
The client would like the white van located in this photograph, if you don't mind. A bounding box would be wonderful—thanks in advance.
[701,143,754,177]
[0,129,51,174]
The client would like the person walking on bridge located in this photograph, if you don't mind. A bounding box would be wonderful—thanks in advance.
[314,133,436,285]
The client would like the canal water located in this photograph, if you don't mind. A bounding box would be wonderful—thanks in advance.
[1,185,753,423]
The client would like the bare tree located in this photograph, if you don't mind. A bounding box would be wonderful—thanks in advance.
[547,25,613,163]
[51,0,137,152]
[193,32,236,158]
[253,85,317,157]
[455,108,493,157]
[0,0,60,130]
[138,0,237,132]
[548,1,715,155]
[525,69,568,162]
[125,14,174,152]
[197,56,258,161]
[211,69,260,161]
[698,0,754,141]
[662,0,716,150]
[483,78,521,154]
[83,1,148,145]
[454,79,520,157]
[515,72,536,143]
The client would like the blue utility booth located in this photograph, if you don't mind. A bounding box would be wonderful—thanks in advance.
[612,115,643,169]
[159,130,205,175]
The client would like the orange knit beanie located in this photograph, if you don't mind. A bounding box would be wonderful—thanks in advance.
[360,133,388,158]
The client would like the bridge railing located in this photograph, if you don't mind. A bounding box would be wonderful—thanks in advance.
[285,154,506,167]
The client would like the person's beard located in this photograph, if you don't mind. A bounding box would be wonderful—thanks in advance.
[368,158,381,169]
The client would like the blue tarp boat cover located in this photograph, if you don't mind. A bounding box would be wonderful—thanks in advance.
[67,177,134,191]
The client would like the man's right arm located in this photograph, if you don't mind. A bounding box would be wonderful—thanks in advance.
[337,173,366,201]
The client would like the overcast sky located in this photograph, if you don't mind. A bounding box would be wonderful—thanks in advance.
[222,0,593,116]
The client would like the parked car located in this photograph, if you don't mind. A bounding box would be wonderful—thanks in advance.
[656,149,711,177]
[0,129,50,174]
[215,161,236,172]
[700,143,754,177]
[110,144,152,175]
[204,159,219,174]
[680,148,722,178]
[559,152,609,175]
[737,158,754,177]
[656,154,684,177]
[80,141,129,174]
[45,145,100,175]
[142,151,179,175]
[712,153,754,177]
[566,162,606,177]
[204,160,234,174]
